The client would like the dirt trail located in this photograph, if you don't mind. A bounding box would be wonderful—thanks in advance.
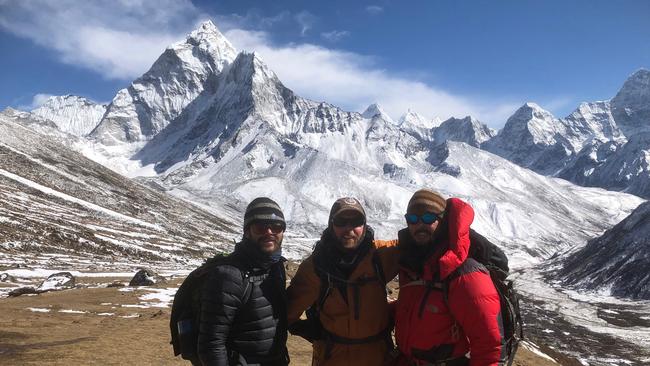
[0,277,558,365]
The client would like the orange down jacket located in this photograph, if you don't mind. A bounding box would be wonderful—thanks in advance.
[287,229,398,366]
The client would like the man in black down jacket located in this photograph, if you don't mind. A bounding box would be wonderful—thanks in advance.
[197,197,289,366]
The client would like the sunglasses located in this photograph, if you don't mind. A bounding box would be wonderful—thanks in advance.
[404,212,440,225]
[250,222,285,234]
[332,217,365,228]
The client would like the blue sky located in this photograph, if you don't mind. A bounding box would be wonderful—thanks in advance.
[0,0,648,127]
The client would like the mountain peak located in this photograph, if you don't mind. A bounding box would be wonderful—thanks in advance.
[512,102,555,121]
[194,20,220,35]
[31,95,106,136]
[169,20,237,65]
[93,20,239,144]
[611,68,650,136]
[521,102,544,111]
[362,103,393,122]
[398,110,436,128]
[628,68,650,81]
[186,20,231,46]
[433,115,495,147]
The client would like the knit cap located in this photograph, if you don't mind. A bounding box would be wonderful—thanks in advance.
[328,197,366,224]
[406,189,447,215]
[244,197,285,229]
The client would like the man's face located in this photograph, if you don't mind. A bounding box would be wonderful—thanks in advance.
[246,221,285,253]
[331,212,365,251]
[406,211,441,246]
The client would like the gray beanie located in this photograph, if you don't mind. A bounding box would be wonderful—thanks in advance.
[243,197,286,229]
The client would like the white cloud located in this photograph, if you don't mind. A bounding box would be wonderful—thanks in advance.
[17,93,55,111]
[321,30,350,42]
[0,2,519,126]
[294,11,316,36]
[365,5,384,15]
[226,29,518,126]
[0,0,201,80]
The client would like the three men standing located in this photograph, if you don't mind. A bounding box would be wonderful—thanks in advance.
[190,191,505,365]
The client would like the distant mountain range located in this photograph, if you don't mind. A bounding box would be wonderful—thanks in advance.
[2,20,648,299]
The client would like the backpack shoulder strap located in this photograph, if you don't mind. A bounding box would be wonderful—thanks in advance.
[240,269,269,305]
[371,249,387,287]
[313,265,333,310]
[441,258,488,306]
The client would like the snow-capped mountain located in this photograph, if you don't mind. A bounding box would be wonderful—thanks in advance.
[34,21,636,269]
[31,95,106,136]
[483,70,649,198]
[482,102,571,174]
[556,200,650,300]
[362,103,394,123]
[0,110,236,269]
[433,116,495,147]
[611,69,650,136]
[90,20,237,145]
[397,110,440,142]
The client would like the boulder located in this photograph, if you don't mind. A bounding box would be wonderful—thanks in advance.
[0,273,16,282]
[129,268,165,286]
[36,272,76,292]
[8,286,37,297]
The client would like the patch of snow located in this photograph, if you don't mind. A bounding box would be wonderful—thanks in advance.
[27,307,51,313]
[58,309,88,314]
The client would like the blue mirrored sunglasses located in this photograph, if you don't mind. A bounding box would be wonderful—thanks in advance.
[404,212,440,225]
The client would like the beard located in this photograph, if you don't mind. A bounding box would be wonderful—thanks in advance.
[256,234,282,253]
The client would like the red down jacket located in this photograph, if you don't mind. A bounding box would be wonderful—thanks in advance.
[394,198,503,366]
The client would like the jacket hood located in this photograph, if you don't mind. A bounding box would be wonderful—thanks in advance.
[399,198,474,280]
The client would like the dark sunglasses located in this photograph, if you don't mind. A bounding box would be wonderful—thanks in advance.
[332,217,365,228]
[404,212,440,225]
[251,222,285,234]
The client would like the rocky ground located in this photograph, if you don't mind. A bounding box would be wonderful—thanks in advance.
[0,265,569,365]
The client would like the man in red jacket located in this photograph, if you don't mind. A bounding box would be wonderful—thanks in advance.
[393,189,504,366]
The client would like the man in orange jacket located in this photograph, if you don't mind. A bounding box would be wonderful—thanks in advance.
[287,197,398,366]
[393,189,504,366]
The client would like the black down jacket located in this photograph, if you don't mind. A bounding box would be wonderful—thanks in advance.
[197,243,288,366]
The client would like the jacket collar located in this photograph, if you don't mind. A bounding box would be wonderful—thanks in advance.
[398,198,474,280]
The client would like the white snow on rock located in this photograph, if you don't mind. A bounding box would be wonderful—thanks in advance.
[91,20,237,145]
[31,95,106,136]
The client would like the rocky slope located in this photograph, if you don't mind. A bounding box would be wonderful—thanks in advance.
[0,111,236,269]
[556,200,650,300]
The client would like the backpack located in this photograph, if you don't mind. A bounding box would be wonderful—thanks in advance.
[169,254,269,363]
[468,230,523,364]
[443,230,524,366]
